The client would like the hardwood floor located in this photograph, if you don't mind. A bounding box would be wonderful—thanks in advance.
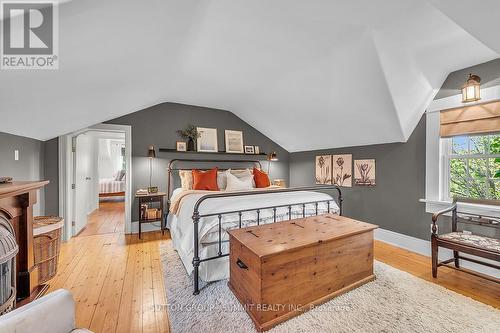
[374,240,500,308]
[78,199,125,237]
[47,203,499,332]
[48,230,170,333]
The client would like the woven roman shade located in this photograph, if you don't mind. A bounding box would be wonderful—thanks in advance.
[440,100,500,137]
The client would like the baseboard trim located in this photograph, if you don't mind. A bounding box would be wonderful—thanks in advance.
[374,228,499,278]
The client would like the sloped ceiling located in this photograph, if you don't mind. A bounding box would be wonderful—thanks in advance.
[0,0,498,152]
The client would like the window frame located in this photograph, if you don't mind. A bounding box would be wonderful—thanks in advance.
[441,134,499,202]
[423,85,500,217]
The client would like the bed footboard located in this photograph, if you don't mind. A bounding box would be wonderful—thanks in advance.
[191,185,343,295]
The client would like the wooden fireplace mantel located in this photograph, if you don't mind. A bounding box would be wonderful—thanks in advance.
[0,181,49,199]
[0,180,49,307]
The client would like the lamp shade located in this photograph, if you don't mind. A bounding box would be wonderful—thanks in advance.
[147,145,156,158]
[461,74,481,103]
[268,152,278,161]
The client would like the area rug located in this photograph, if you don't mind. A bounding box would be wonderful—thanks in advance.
[160,241,499,333]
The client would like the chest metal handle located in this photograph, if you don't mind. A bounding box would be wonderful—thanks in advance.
[236,258,248,270]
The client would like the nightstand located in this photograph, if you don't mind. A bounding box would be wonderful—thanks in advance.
[136,192,166,239]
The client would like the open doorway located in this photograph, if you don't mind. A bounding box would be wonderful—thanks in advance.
[73,131,126,237]
[59,124,132,241]
[72,130,126,236]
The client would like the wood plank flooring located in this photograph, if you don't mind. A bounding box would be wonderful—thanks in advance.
[47,202,499,333]
[48,230,170,333]
[78,199,125,237]
[374,240,500,308]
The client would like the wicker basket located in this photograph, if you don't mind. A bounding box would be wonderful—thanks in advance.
[33,216,64,285]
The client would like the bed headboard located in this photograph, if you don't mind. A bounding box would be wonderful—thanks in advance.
[166,158,263,204]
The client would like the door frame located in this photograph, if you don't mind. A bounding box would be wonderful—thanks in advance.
[58,123,132,241]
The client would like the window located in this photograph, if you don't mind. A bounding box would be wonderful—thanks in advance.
[443,133,500,201]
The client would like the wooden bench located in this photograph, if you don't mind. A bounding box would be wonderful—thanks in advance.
[431,200,500,283]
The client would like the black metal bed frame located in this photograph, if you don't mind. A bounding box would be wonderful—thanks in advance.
[166,158,343,295]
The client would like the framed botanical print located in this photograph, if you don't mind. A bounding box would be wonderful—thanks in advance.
[354,159,376,186]
[315,155,332,184]
[196,127,218,152]
[332,154,352,187]
[225,130,244,153]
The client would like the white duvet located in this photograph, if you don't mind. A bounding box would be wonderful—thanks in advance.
[168,188,339,282]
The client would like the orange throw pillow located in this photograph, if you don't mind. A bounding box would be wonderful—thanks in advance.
[253,167,270,188]
[192,168,219,191]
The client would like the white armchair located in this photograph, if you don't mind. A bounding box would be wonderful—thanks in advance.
[0,289,92,333]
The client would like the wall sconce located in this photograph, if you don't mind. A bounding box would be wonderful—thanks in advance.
[461,74,481,103]
[147,145,158,193]
[267,152,278,176]
[268,152,278,162]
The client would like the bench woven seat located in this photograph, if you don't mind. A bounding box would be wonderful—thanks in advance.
[439,232,500,254]
[431,200,500,283]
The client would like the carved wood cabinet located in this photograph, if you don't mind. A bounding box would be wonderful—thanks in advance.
[0,181,49,307]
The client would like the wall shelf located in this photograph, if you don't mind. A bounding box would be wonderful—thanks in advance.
[159,148,268,158]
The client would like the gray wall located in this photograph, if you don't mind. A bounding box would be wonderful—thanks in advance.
[43,138,59,216]
[435,57,500,99]
[0,131,46,215]
[290,116,430,240]
[106,102,289,221]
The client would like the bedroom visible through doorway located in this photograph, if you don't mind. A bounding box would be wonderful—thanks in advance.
[73,130,126,237]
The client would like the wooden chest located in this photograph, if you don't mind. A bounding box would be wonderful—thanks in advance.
[228,213,378,332]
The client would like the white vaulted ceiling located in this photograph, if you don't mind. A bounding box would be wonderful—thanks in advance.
[0,0,499,151]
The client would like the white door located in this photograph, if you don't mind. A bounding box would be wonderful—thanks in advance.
[73,134,92,235]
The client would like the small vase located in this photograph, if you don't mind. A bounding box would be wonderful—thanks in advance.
[187,138,195,151]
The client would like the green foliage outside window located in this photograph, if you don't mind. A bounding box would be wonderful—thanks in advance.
[449,134,500,201]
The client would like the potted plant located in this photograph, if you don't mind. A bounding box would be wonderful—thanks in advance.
[177,125,201,151]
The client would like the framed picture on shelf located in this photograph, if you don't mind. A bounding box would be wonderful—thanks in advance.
[176,141,187,152]
[196,127,218,152]
[244,145,255,154]
[225,130,244,153]
[254,146,260,154]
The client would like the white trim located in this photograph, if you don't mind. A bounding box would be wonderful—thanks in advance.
[58,124,133,240]
[427,84,500,113]
[419,199,500,217]
[423,85,500,216]
[424,111,442,208]
[375,228,499,278]
[58,135,73,242]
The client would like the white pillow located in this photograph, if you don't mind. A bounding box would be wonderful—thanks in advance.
[217,171,227,190]
[228,168,255,187]
[225,171,253,191]
[179,170,193,190]
[229,168,251,178]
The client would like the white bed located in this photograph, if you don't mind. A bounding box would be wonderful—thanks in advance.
[99,178,125,196]
[167,188,339,282]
